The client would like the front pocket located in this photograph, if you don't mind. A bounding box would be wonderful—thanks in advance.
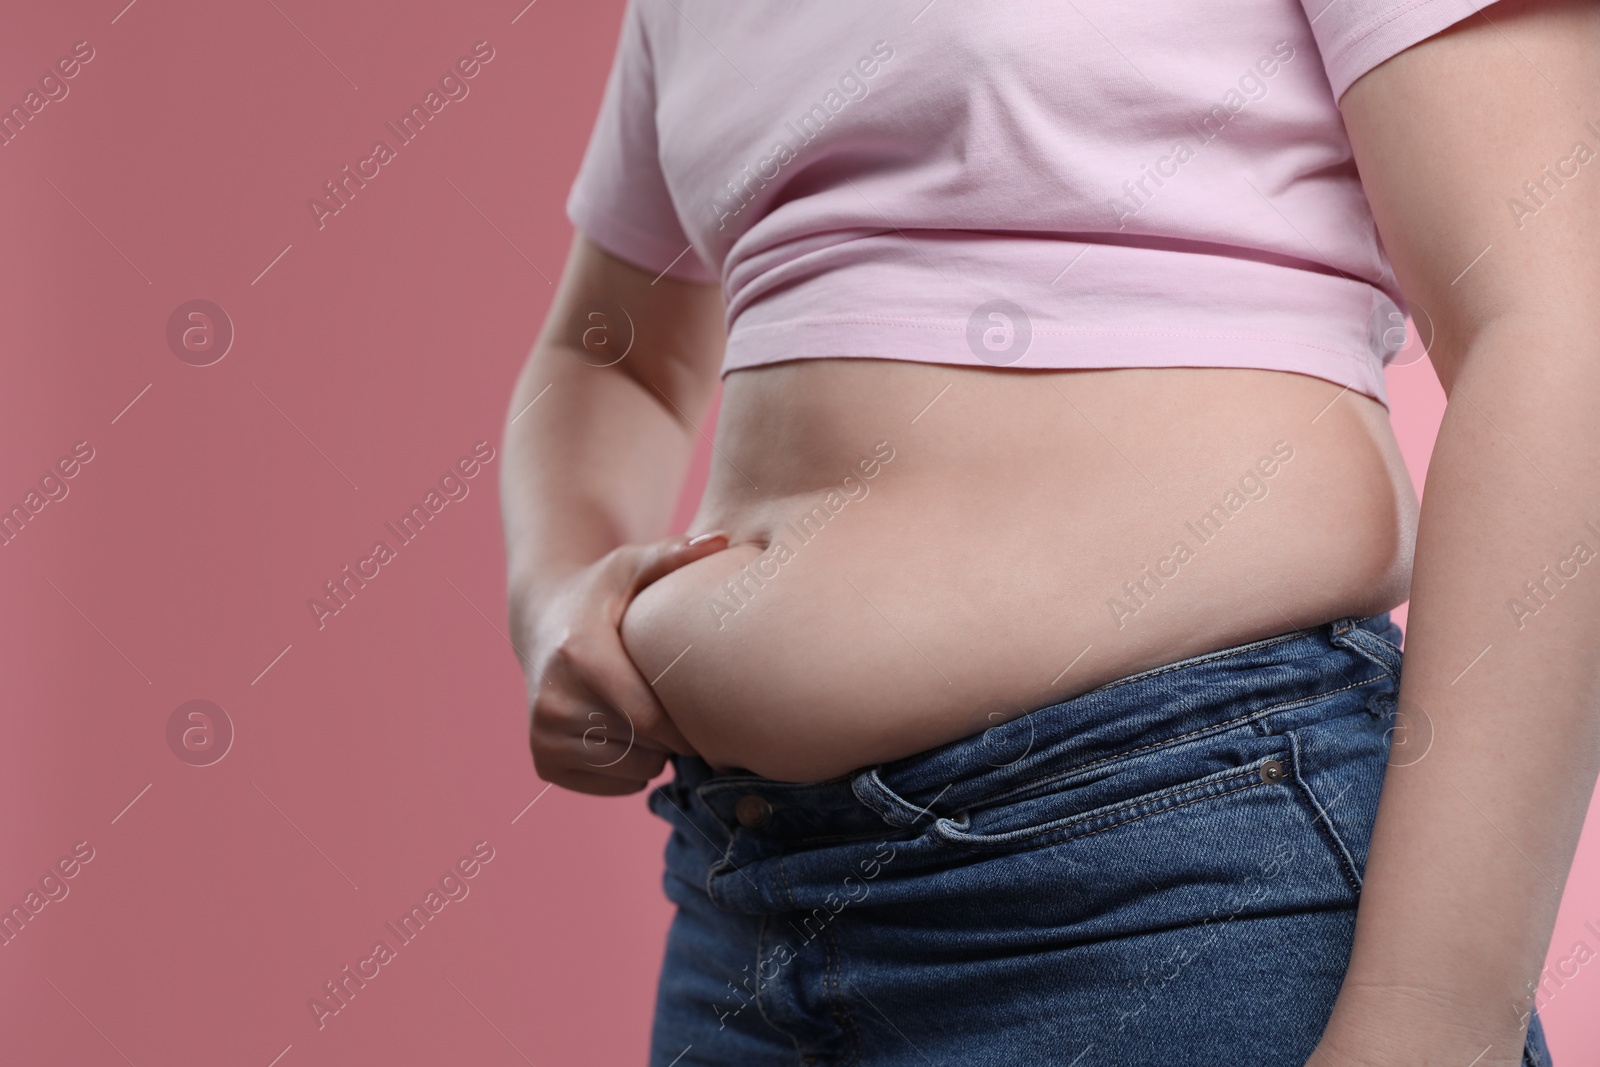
[1283,710,1393,891]
[928,730,1296,853]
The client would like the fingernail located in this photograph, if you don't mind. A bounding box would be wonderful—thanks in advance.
[687,531,727,546]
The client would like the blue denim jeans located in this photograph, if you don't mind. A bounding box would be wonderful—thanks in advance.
[645,613,1554,1066]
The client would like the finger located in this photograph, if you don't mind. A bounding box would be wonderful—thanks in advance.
[534,634,696,757]
[564,733,671,780]
[576,639,700,757]
[572,633,704,758]
[545,767,657,797]
[528,682,676,758]
[623,530,730,600]
[533,737,668,793]
[565,699,678,762]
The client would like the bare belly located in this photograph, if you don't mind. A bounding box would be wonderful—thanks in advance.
[620,359,1418,782]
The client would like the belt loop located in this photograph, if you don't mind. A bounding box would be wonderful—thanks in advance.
[1328,615,1402,679]
[851,767,938,829]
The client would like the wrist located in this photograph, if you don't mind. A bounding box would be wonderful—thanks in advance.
[506,553,592,611]
[1316,980,1532,1067]
[504,565,575,650]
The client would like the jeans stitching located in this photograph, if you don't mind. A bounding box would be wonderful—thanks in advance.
[952,675,1385,812]
[751,914,789,1041]
[820,924,861,1066]
[1287,729,1365,895]
[948,762,1268,844]
[659,787,731,906]
[849,769,928,828]
[770,855,823,1052]
[1332,625,1402,681]
[1081,627,1321,695]
[777,850,797,909]
[786,859,861,1067]
[791,826,913,848]
[937,774,1267,850]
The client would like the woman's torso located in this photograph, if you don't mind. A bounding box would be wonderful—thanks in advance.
[621,361,1417,781]
[584,2,1424,780]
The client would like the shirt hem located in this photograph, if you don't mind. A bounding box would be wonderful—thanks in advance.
[722,322,1391,410]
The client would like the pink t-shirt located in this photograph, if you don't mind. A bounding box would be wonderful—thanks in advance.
[567,0,1501,409]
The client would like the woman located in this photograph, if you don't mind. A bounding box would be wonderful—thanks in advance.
[500,0,1599,1062]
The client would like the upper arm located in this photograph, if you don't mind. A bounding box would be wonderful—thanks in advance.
[536,232,726,421]
[564,0,717,289]
[1335,0,1600,396]
[545,0,725,417]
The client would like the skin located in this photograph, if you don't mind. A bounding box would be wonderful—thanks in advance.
[618,360,1414,780]
[503,244,1416,786]
[1308,1,1600,1063]
[501,0,1599,1060]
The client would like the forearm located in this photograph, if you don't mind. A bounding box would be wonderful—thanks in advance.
[498,342,701,606]
[498,233,725,613]
[1322,316,1600,1061]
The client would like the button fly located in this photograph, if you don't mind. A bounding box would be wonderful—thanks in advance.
[734,794,774,829]
[1259,759,1287,784]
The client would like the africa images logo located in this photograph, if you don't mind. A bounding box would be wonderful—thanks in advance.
[966,300,1032,366]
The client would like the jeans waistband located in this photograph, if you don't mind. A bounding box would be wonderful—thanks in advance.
[664,613,1402,843]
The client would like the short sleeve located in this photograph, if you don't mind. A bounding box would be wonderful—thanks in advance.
[565,0,718,285]
[1298,0,1502,101]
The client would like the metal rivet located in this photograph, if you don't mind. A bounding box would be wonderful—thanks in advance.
[735,794,774,829]
[1260,759,1287,784]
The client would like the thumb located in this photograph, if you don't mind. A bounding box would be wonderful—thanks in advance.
[625,530,730,599]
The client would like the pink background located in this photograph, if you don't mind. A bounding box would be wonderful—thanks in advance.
[2,1,1595,1063]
